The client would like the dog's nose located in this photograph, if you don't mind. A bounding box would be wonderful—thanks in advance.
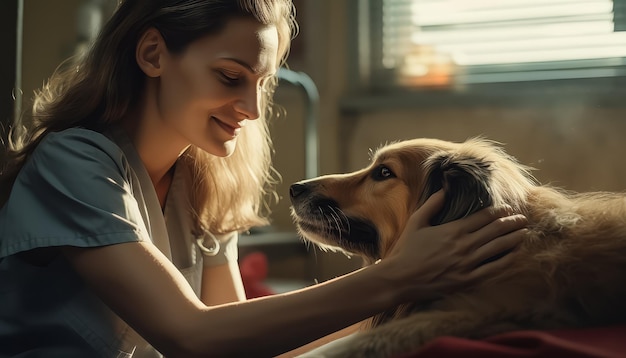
[290,182,310,199]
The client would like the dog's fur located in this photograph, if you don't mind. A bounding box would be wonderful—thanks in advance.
[289,137,626,357]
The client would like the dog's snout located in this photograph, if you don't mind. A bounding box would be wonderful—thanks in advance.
[290,182,310,199]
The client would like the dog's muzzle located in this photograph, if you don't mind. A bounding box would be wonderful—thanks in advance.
[289,181,380,258]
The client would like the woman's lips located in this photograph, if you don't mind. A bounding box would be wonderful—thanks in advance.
[212,116,240,137]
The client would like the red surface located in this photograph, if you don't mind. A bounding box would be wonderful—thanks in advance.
[239,251,275,299]
[399,325,626,358]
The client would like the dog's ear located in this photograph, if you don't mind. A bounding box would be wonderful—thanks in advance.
[419,152,493,226]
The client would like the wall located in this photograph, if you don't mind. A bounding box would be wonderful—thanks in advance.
[0,0,18,157]
[20,0,83,117]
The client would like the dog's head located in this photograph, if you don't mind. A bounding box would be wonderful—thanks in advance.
[289,137,536,263]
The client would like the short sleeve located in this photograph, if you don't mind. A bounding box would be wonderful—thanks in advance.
[0,128,150,258]
[200,231,239,267]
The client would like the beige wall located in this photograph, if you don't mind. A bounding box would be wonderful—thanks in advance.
[21,0,82,115]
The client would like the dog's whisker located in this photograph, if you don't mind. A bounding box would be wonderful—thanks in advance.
[315,206,331,237]
[326,209,344,242]
[326,207,348,243]
[335,208,351,233]
[319,207,335,239]
[328,206,347,234]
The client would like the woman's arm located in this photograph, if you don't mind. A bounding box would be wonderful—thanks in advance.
[201,262,247,306]
[62,240,401,357]
[61,192,527,357]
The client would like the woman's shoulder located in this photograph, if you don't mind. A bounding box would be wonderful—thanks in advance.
[16,127,135,196]
[33,127,128,172]
[1,127,149,258]
[39,127,121,155]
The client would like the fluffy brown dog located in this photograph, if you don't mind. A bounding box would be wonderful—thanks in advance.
[289,137,626,357]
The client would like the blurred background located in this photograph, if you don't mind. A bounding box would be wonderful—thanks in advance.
[2,0,626,295]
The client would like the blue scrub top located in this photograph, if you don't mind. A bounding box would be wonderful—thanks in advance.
[0,128,238,357]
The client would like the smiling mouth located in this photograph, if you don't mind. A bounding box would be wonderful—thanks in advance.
[212,116,240,137]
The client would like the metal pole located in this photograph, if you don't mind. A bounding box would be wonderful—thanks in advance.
[13,0,23,125]
[276,67,320,179]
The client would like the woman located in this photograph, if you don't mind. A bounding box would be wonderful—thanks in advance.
[0,0,528,357]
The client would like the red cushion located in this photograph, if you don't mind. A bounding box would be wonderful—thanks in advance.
[398,325,626,358]
[239,251,275,299]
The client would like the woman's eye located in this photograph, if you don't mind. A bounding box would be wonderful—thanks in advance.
[371,165,395,181]
[218,71,241,85]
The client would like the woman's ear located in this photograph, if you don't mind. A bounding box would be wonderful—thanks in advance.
[136,28,166,78]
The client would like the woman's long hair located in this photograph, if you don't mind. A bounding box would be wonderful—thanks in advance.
[1,0,298,234]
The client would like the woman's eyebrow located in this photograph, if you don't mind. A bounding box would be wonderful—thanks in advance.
[221,57,274,77]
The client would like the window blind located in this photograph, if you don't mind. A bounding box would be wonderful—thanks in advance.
[378,0,626,88]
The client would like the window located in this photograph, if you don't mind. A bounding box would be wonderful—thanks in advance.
[354,0,626,92]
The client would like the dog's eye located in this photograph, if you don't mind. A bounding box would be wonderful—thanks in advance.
[372,165,396,181]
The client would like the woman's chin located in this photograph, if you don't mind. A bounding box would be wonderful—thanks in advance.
[200,140,237,158]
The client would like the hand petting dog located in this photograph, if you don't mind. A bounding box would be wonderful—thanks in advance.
[382,190,528,303]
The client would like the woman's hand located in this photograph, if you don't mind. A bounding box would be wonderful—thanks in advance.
[380,190,529,303]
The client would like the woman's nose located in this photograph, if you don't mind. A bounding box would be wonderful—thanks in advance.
[235,85,262,120]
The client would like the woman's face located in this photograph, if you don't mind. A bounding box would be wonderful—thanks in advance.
[155,16,279,157]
